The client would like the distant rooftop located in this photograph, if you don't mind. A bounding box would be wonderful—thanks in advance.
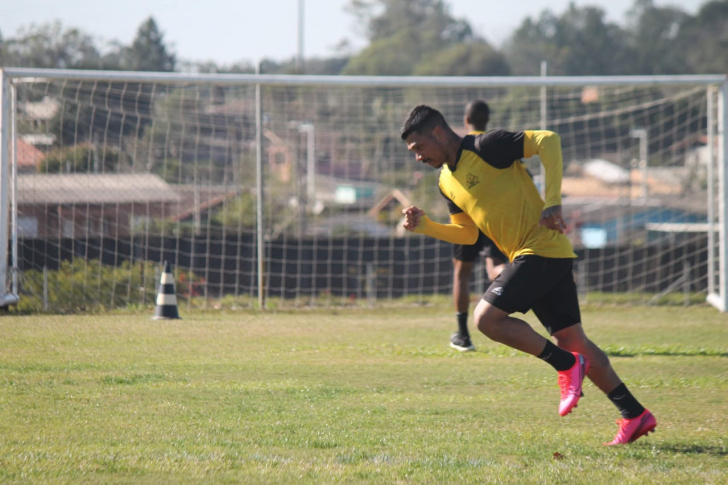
[18,173,180,205]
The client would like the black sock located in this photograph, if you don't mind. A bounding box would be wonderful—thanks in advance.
[456,312,469,338]
[537,341,576,371]
[607,383,645,419]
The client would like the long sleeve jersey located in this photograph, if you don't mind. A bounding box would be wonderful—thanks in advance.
[414,129,576,262]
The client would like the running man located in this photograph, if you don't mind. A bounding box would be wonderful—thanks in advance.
[400,105,656,445]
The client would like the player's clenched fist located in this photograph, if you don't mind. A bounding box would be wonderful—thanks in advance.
[402,206,426,232]
[539,204,566,234]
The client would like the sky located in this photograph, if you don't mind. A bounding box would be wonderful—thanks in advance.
[1,0,706,67]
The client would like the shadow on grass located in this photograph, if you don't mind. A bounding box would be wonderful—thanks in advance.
[603,346,728,358]
[652,443,728,457]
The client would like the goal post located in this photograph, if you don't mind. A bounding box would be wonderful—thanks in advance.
[0,67,726,312]
[0,70,19,307]
[708,80,728,311]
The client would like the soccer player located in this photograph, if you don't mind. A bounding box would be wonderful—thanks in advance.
[399,105,656,445]
[450,100,507,353]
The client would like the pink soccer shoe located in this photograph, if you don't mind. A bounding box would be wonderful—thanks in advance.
[604,409,657,445]
[557,352,590,416]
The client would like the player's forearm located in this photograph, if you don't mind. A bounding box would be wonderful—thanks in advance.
[524,130,563,209]
[413,215,479,245]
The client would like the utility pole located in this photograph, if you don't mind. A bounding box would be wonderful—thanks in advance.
[630,129,649,199]
[297,0,305,73]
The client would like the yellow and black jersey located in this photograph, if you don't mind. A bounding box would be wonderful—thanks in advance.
[420,129,576,262]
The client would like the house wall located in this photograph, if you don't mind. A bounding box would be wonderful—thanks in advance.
[17,203,175,239]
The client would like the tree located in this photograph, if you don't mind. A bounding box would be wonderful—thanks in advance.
[39,143,124,174]
[123,17,175,72]
[342,31,421,75]
[624,0,690,74]
[343,0,474,75]
[678,0,728,74]
[212,193,257,228]
[504,5,632,76]
[413,41,510,76]
[0,22,105,69]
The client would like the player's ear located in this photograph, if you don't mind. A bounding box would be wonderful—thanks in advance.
[432,125,445,142]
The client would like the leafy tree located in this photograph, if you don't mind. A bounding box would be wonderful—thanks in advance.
[678,0,728,74]
[39,143,124,173]
[343,0,474,75]
[212,193,257,228]
[413,41,510,76]
[342,31,421,75]
[122,17,175,72]
[348,0,471,46]
[227,56,350,75]
[504,5,632,76]
[0,22,106,69]
[624,0,690,74]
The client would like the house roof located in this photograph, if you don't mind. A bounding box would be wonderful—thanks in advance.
[16,139,45,169]
[18,173,180,205]
[171,186,241,222]
[367,189,413,217]
[562,168,684,199]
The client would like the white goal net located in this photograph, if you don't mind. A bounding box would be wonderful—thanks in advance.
[1,69,726,312]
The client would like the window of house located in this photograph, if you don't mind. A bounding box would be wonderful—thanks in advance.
[17,216,38,238]
[62,219,75,238]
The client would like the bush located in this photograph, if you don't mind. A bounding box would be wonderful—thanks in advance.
[39,143,123,173]
[17,259,204,313]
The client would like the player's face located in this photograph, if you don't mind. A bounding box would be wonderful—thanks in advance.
[405,130,446,169]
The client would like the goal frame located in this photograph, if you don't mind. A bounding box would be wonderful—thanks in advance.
[1,68,726,310]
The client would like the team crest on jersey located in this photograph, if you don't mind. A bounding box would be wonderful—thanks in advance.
[466,173,480,189]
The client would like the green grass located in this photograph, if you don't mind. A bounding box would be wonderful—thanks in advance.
[0,305,726,483]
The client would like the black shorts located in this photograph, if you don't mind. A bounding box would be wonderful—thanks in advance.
[453,232,507,263]
[482,255,581,335]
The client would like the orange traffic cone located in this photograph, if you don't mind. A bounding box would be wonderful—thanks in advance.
[153,261,180,320]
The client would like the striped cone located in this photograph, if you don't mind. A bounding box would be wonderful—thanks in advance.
[153,261,181,320]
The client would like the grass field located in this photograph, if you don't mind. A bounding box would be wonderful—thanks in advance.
[1,304,727,483]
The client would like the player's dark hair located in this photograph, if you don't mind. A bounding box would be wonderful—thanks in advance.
[465,99,490,131]
[400,105,451,140]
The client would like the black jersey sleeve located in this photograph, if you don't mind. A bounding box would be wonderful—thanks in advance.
[472,130,526,169]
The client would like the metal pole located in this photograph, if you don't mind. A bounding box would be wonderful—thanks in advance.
[539,61,547,198]
[629,129,648,199]
[0,71,10,305]
[640,132,648,199]
[708,81,728,311]
[3,68,726,88]
[707,87,716,297]
[43,266,48,311]
[720,81,728,311]
[540,61,547,130]
[297,0,305,73]
[301,123,316,207]
[10,82,17,297]
[255,61,266,309]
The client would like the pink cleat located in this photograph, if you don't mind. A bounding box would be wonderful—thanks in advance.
[557,352,590,416]
[604,409,657,445]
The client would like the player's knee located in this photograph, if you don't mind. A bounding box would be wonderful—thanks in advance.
[554,329,611,369]
[473,302,504,339]
[552,324,586,348]
[584,342,611,369]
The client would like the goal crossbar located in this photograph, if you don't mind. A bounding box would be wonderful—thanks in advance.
[3,67,726,88]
